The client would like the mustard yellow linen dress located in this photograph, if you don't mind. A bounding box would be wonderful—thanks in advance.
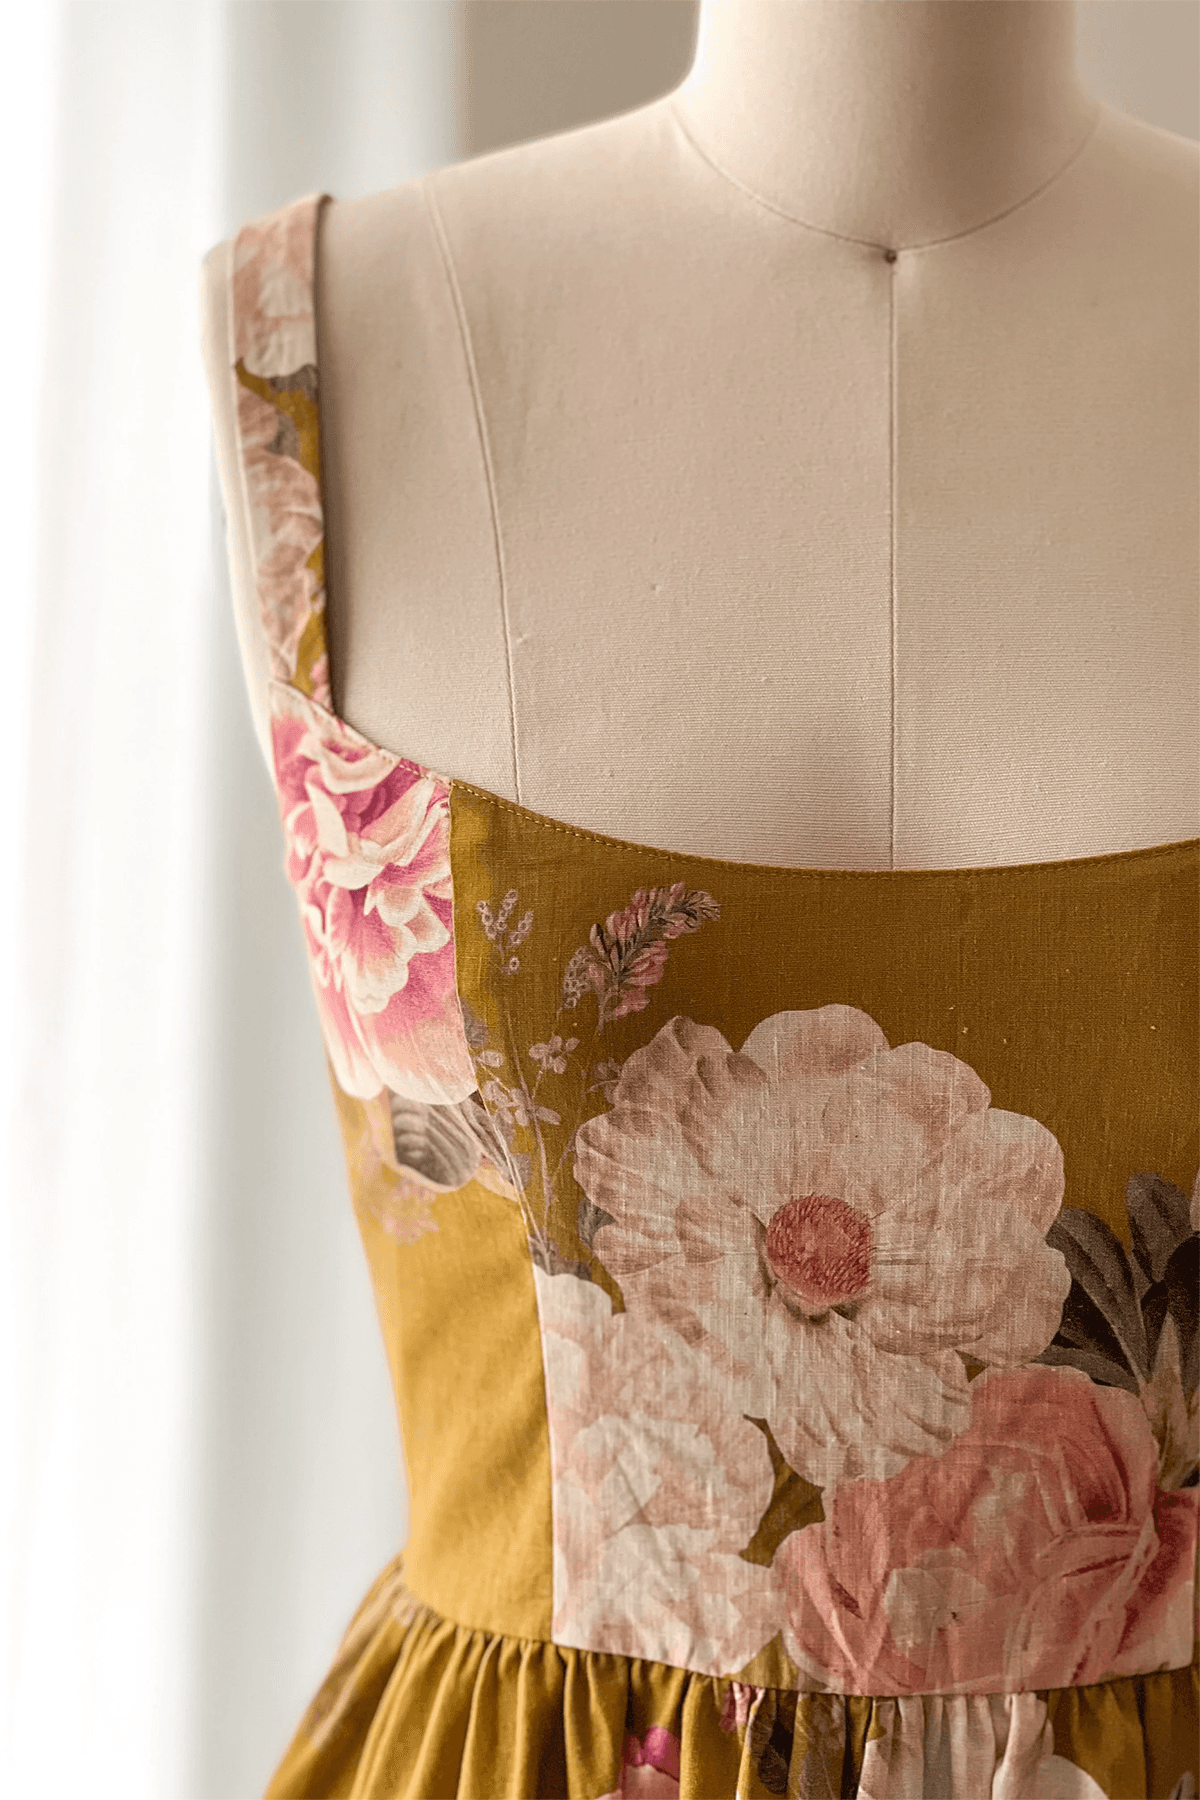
[223,195,1198,1800]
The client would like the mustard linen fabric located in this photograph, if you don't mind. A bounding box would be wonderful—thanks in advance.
[266,1560,1198,1799]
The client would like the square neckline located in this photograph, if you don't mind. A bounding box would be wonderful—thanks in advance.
[286,193,1199,886]
[283,677,1199,884]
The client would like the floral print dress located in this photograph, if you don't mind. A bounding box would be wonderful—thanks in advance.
[222,195,1198,1800]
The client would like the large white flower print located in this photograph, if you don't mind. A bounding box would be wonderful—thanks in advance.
[574,1005,1070,1492]
[536,1270,779,1673]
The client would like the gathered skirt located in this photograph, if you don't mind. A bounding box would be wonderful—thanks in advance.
[264,1554,1198,1800]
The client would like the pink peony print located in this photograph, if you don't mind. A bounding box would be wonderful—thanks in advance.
[776,1364,1198,1695]
[271,682,475,1104]
[576,1006,1071,1492]
[598,1727,681,1799]
[536,1270,778,1674]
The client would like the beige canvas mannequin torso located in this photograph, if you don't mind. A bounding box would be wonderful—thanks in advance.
[202,0,1198,871]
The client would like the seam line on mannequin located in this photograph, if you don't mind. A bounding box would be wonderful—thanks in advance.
[889,246,897,873]
[422,175,522,805]
[665,95,1106,253]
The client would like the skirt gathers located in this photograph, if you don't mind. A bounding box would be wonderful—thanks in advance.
[264,1555,1198,1800]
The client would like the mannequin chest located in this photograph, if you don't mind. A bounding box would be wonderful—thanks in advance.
[319,111,1197,868]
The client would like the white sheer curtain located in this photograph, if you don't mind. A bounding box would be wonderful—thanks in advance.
[1,6,457,1796]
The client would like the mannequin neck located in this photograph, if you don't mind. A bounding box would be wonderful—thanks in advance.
[671,0,1101,249]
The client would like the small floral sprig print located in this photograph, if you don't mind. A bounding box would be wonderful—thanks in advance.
[530,1034,580,1074]
[477,889,534,975]
[480,1078,560,1132]
[467,878,718,1276]
[561,882,720,1027]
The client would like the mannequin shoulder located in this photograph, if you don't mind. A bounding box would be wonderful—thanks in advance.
[1088,103,1198,238]
[317,180,441,328]
[423,97,680,268]
[316,104,673,369]
[1103,105,1199,182]
[319,96,679,333]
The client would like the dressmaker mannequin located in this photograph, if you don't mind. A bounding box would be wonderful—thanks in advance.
[202,0,1198,871]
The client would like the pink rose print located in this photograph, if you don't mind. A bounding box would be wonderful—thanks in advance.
[777,1363,1197,1694]
[271,683,475,1104]
[599,1727,680,1799]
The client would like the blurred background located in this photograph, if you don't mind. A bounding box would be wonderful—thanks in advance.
[0,4,1195,1796]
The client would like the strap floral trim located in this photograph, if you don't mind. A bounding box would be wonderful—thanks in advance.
[229,196,475,1109]
[231,193,332,704]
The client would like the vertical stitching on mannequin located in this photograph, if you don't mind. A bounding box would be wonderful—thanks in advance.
[889,256,897,872]
[422,176,522,804]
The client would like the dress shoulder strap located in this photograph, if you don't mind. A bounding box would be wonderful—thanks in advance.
[228,192,333,709]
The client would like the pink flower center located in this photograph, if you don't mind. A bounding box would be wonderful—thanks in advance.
[765,1194,872,1311]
